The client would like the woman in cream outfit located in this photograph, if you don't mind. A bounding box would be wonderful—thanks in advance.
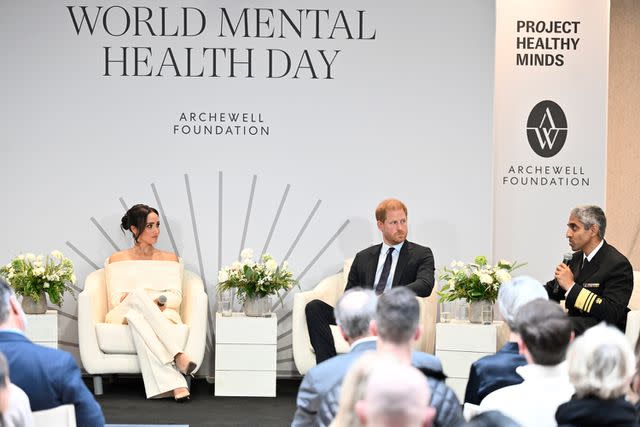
[106,204,196,402]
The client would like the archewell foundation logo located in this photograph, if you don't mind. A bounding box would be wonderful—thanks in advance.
[526,100,568,158]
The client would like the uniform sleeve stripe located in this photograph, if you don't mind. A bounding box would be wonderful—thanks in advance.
[575,288,591,311]
[585,292,598,313]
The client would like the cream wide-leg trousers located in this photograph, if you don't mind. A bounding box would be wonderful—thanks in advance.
[121,288,187,399]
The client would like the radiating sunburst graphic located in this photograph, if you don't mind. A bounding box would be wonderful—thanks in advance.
[61,172,349,377]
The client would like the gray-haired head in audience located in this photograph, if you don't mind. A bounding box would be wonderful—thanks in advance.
[566,322,634,399]
[497,275,548,331]
[0,278,13,325]
[335,288,378,341]
[375,287,420,344]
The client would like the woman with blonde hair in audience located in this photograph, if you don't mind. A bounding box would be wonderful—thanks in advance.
[330,353,394,427]
[106,204,196,402]
[555,323,637,426]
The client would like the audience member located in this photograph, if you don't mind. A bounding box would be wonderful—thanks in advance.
[306,199,435,363]
[464,276,548,404]
[355,360,435,427]
[293,288,442,427]
[0,278,104,426]
[292,289,379,426]
[545,205,633,334]
[631,333,640,422]
[318,288,463,427]
[479,300,574,427]
[0,351,33,427]
[330,352,392,427]
[556,323,637,426]
[464,411,521,427]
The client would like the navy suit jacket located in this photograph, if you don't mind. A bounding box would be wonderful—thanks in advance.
[292,339,377,426]
[0,331,104,427]
[463,341,526,405]
[345,240,435,297]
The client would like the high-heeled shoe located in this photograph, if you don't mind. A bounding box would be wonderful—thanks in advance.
[174,390,191,403]
[177,361,197,377]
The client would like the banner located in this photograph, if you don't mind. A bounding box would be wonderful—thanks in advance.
[1,1,496,376]
[493,0,610,281]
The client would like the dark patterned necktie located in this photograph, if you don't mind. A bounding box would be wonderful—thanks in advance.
[375,247,394,295]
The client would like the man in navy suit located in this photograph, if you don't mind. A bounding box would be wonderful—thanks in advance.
[306,198,435,363]
[0,278,105,426]
[545,205,633,334]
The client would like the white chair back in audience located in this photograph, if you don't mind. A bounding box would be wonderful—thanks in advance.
[32,404,76,427]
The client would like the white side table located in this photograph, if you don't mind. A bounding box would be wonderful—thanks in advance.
[24,310,58,349]
[214,312,277,397]
[435,320,502,401]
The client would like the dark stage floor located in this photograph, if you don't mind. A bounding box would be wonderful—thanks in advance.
[95,377,301,427]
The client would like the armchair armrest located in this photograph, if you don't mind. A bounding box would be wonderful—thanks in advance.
[180,270,208,371]
[78,269,108,374]
[292,272,344,375]
[626,310,640,348]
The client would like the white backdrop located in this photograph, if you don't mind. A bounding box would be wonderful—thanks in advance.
[493,0,609,283]
[0,1,497,376]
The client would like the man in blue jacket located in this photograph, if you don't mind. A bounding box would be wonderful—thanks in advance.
[0,278,105,426]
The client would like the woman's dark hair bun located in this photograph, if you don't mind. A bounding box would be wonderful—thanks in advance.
[121,214,130,230]
[120,204,159,242]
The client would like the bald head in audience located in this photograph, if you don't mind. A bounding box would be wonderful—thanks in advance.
[356,361,435,427]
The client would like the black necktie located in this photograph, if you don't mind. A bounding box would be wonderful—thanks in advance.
[577,257,588,279]
[375,247,394,295]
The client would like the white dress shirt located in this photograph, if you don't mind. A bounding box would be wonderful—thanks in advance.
[373,241,404,292]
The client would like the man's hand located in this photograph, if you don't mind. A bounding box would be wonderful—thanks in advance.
[554,263,575,291]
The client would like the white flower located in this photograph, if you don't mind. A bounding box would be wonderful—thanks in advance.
[240,248,254,262]
[479,273,493,285]
[33,260,43,268]
[25,253,36,261]
[231,261,242,271]
[43,282,50,289]
[218,270,229,283]
[265,259,278,273]
[33,267,45,277]
[51,250,64,259]
[36,255,43,262]
[70,274,76,284]
[450,260,458,268]
[282,261,289,271]
[17,254,25,261]
[496,270,511,283]
[456,261,465,268]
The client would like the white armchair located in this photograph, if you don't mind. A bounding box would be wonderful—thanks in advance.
[32,404,76,427]
[624,271,640,347]
[78,268,208,395]
[292,259,437,375]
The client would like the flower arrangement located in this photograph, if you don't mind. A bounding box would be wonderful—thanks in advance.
[217,248,297,305]
[0,250,76,306]
[437,256,525,304]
